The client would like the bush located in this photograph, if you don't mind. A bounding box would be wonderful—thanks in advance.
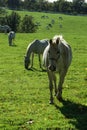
[20,15,38,33]
[0,11,20,32]
[0,12,38,33]
[0,7,7,15]
[6,11,21,32]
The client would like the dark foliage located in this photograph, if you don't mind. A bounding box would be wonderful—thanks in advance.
[20,15,38,33]
[0,0,87,14]
[0,11,38,33]
[6,11,21,32]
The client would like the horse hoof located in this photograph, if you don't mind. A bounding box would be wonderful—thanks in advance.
[59,97,63,102]
[57,96,63,102]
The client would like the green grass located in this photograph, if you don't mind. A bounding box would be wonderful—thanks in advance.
[0,10,87,130]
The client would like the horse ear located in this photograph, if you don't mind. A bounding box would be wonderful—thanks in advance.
[56,38,60,44]
[49,39,52,44]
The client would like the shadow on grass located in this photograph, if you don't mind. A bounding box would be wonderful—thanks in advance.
[9,44,17,47]
[27,67,47,72]
[54,99,87,130]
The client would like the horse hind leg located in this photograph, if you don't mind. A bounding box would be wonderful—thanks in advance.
[9,38,12,46]
[12,38,15,45]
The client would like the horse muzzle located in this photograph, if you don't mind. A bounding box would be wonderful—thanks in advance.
[25,65,29,70]
[24,60,29,70]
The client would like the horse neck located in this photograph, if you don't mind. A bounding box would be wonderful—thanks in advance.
[26,44,33,58]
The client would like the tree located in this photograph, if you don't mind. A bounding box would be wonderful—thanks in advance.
[72,0,85,13]
[7,0,20,9]
[61,1,72,13]
[0,0,7,7]
[58,0,65,12]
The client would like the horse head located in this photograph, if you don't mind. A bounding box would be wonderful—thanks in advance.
[48,36,61,71]
[24,56,30,70]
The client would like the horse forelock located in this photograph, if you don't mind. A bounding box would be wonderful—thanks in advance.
[52,35,63,45]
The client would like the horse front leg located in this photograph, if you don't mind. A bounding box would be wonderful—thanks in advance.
[57,71,67,101]
[9,38,12,46]
[52,72,57,96]
[47,71,54,104]
[31,52,34,68]
[38,54,42,68]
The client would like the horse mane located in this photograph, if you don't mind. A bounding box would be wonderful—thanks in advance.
[53,35,63,40]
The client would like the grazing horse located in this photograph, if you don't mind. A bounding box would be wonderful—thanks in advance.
[43,35,72,104]
[24,39,49,70]
[8,31,15,46]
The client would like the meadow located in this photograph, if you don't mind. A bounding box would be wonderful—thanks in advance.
[0,10,87,130]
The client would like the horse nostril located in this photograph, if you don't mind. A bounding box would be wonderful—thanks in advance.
[48,65,56,71]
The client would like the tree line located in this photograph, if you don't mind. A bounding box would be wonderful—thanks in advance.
[0,0,87,14]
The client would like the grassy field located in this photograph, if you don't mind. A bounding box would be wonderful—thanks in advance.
[0,10,87,130]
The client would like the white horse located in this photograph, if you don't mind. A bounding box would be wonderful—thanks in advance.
[8,31,15,46]
[43,35,72,104]
[24,39,49,70]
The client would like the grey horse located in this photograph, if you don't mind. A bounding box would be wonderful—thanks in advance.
[24,39,48,70]
[43,35,72,104]
[8,31,15,46]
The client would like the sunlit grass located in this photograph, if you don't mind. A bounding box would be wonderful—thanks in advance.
[0,10,87,129]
